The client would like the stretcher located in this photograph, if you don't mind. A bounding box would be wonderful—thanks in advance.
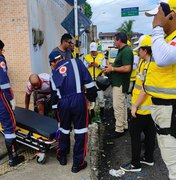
[0,107,59,164]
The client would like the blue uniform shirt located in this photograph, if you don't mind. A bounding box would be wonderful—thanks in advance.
[0,55,13,101]
[52,58,95,98]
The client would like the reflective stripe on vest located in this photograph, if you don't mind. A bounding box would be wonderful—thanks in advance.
[144,30,176,99]
[132,59,152,115]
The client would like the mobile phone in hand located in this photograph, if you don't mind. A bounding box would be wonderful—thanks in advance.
[160,2,171,16]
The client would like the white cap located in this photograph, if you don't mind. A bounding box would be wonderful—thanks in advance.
[133,35,152,51]
[89,42,97,52]
[145,0,176,16]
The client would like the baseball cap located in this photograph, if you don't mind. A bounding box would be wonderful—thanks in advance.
[133,35,152,51]
[48,51,63,62]
[145,0,176,16]
[89,42,97,52]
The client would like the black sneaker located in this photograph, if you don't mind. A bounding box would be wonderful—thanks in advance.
[9,155,25,167]
[108,131,125,139]
[140,157,154,166]
[120,162,141,172]
[57,155,67,166]
[71,161,87,173]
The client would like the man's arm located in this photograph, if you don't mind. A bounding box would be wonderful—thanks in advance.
[152,26,176,66]
[0,58,14,102]
[152,7,176,66]
[104,64,131,73]
[25,93,30,109]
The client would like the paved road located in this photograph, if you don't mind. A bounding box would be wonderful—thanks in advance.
[0,133,91,180]
[98,109,169,180]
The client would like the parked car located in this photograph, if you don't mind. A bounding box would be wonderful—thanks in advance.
[107,46,118,64]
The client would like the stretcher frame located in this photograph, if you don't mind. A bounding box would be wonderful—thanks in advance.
[0,107,58,164]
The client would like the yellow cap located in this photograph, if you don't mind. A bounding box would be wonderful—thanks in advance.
[133,35,152,51]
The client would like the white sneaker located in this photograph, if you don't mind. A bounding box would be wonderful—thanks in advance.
[140,157,154,166]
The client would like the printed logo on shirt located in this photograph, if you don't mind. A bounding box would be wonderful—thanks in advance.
[170,41,176,46]
[59,66,67,74]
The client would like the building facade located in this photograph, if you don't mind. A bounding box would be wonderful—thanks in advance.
[0,0,88,108]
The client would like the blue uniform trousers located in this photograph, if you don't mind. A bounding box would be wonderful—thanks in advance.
[0,91,16,142]
[57,92,88,166]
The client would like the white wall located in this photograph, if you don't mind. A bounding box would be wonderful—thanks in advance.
[27,0,71,74]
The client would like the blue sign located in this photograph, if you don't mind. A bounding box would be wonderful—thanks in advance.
[65,0,86,6]
[61,9,91,36]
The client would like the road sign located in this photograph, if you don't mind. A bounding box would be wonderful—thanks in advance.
[61,9,91,36]
[65,0,86,6]
[121,7,139,17]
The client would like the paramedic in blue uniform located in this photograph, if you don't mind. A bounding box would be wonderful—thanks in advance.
[0,40,25,166]
[49,51,97,173]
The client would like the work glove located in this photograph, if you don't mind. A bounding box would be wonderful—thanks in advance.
[10,99,16,110]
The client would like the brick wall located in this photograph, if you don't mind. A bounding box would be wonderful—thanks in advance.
[0,0,32,108]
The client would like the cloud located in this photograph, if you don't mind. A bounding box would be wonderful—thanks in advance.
[87,0,158,35]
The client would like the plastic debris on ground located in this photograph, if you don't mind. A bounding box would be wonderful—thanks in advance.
[109,169,125,177]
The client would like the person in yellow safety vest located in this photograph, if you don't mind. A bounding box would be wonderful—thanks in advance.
[128,40,139,93]
[144,1,176,179]
[126,50,139,121]
[84,42,107,120]
[120,35,156,172]
[129,51,139,91]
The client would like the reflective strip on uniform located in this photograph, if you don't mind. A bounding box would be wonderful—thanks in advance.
[52,104,57,109]
[145,85,176,95]
[51,77,61,98]
[134,84,142,90]
[59,128,70,134]
[138,105,151,110]
[71,59,81,93]
[0,83,10,89]
[74,128,88,134]
[4,133,16,139]
[56,90,61,99]
[85,82,95,89]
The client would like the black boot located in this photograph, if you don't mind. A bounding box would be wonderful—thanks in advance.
[5,140,25,167]
[57,152,67,165]
[100,107,106,121]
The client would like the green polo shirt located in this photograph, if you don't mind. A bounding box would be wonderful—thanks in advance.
[109,45,133,93]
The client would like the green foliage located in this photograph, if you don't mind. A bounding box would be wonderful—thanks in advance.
[83,2,92,19]
[117,20,135,40]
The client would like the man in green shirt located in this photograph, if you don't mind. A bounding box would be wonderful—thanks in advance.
[104,32,133,138]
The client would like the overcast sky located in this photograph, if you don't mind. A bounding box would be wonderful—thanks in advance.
[87,0,158,35]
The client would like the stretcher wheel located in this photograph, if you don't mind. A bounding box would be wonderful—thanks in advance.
[36,153,46,164]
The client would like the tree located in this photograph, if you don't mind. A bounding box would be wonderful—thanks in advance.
[82,2,93,19]
[117,20,135,40]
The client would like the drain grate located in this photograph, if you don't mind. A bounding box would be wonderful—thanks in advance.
[0,148,35,176]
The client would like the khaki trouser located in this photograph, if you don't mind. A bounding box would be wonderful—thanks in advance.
[151,105,176,180]
[112,86,128,133]
[94,82,105,108]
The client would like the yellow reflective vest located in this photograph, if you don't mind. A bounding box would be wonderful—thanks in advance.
[84,53,105,79]
[144,30,176,99]
[132,59,152,115]
[130,51,139,82]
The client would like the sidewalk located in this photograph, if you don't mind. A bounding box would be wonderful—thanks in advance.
[0,132,91,180]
